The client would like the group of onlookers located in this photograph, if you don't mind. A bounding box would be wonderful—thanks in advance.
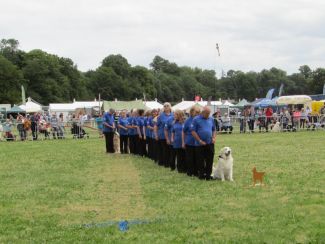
[231,103,325,133]
[0,112,65,141]
[102,103,217,180]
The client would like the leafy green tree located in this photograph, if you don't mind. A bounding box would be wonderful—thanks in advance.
[0,55,23,104]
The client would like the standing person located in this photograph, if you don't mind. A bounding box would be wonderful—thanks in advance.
[265,106,273,132]
[191,106,216,180]
[30,112,39,140]
[128,109,138,155]
[17,114,26,141]
[171,109,186,173]
[24,115,32,140]
[103,109,115,153]
[58,113,65,139]
[155,103,173,167]
[300,108,308,129]
[149,109,159,163]
[136,109,147,156]
[144,110,152,159]
[165,112,175,169]
[118,110,129,154]
[248,106,255,133]
[50,113,59,139]
[95,115,104,138]
[183,105,201,176]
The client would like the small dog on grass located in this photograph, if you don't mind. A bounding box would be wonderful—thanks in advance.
[212,147,234,181]
[252,167,265,186]
[113,132,120,153]
[271,121,281,132]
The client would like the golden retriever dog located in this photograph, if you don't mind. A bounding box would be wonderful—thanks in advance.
[212,147,234,181]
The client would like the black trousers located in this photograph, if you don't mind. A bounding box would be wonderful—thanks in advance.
[158,139,166,166]
[169,146,176,170]
[129,135,137,154]
[31,122,38,140]
[186,145,197,176]
[147,138,152,159]
[152,139,159,163]
[137,136,147,157]
[104,132,115,153]
[195,144,215,180]
[120,135,129,154]
[175,148,186,173]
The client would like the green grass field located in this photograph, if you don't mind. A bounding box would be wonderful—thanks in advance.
[0,132,324,243]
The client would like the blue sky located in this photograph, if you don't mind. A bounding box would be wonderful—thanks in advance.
[1,0,325,74]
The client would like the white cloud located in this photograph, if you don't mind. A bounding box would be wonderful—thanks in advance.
[1,0,325,74]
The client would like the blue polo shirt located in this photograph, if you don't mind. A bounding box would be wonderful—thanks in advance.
[118,117,129,136]
[190,115,216,146]
[172,121,184,149]
[145,117,151,138]
[102,112,115,133]
[164,115,174,141]
[156,112,173,139]
[128,117,137,136]
[137,116,145,137]
[183,116,196,146]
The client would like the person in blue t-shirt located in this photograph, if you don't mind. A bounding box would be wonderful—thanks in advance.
[150,109,159,163]
[103,109,116,153]
[144,110,151,159]
[154,103,173,167]
[191,106,216,180]
[128,109,138,155]
[136,109,147,156]
[183,105,201,176]
[117,110,129,154]
[164,113,175,169]
[171,110,186,172]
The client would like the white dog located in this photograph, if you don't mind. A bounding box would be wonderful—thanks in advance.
[271,121,281,132]
[212,147,234,181]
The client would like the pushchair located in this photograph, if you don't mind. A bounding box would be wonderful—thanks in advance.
[71,123,89,139]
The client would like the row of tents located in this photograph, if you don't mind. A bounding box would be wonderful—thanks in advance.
[1,95,324,119]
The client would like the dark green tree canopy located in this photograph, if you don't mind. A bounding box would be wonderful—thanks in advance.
[0,38,324,105]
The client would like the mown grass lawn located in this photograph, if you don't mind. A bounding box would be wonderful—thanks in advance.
[0,131,324,243]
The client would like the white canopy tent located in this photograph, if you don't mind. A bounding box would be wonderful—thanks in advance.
[19,97,43,113]
[172,100,225,113]
[222,100,235,107]
[276,95,312,105]
[144,100,163,110]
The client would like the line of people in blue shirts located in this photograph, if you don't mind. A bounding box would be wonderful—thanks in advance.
[102,103,217,180]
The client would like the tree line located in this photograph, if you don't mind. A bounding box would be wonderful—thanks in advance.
[0,38,324,105]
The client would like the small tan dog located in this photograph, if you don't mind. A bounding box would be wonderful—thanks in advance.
[113,132,120,153]
[252,167,265,186]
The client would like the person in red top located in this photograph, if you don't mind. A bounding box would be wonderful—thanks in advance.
[265,106,273,132]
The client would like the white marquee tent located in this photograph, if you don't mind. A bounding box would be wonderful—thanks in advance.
[19,97,43,113]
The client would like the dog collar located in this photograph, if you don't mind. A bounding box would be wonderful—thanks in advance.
[218,155,224,159]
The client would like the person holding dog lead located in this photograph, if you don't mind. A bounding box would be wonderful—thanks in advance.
[103,108,115,153]
[191,106,216,180]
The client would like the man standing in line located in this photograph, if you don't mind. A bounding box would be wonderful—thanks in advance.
[191,106,216,180]
[103,108,115,153]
